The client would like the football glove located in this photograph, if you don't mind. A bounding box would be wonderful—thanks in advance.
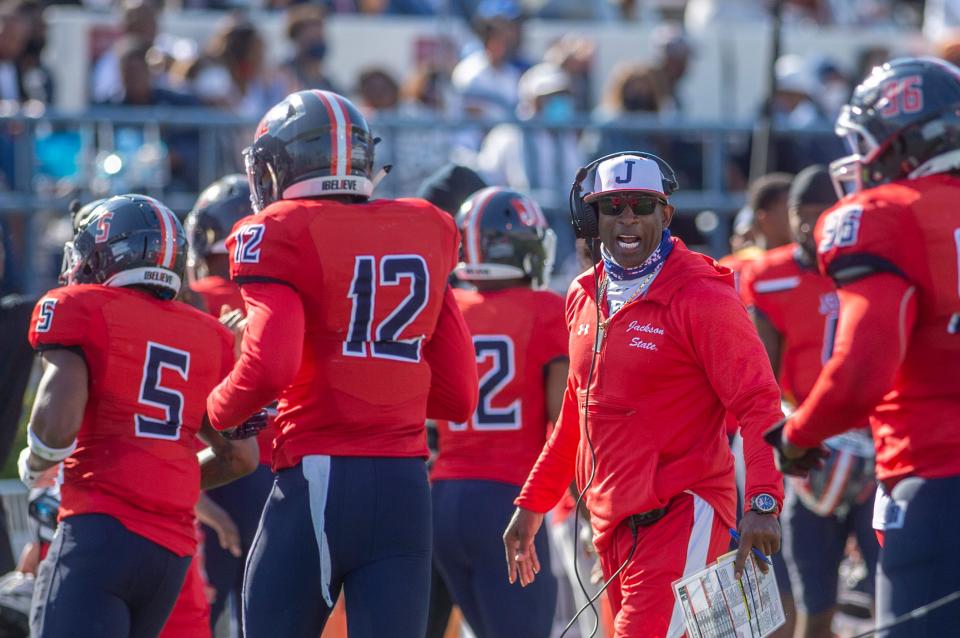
[221,408,269,441]
[17,449,61,490]
[763,420,830,477]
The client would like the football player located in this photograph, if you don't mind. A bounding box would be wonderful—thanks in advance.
[20,195,263,638]
[767,57,960,636]
[431,187,566,638]
[205,90,478,638]
[741,165,878,638]
[185,174,276,634]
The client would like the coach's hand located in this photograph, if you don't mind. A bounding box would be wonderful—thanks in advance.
[735,511,781,580]
[503,507,543,587]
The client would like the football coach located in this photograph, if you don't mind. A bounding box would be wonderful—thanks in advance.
[503,152,785,637]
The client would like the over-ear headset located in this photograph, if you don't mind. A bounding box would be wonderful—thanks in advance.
[568,151,680,239]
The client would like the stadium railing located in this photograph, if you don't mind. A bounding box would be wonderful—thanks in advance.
[0,107,835,294]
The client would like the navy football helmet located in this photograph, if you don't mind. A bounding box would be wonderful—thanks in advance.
[186,174,251,279]
[62,194,186,300]
[243,90,376,212]
[792,430,875,517]
[454,187,556,289]
[831,57,960,195]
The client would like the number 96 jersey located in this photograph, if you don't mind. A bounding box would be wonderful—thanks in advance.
[29,285,235,557]
[431,287,568,487]
[815,173,960,480]
[227,197,460,466]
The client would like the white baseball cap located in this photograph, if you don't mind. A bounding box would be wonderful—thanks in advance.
[584,155,668,202]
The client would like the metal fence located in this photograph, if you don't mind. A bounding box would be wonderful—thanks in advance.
[0,107,839,294]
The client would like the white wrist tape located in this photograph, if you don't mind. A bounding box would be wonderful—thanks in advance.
[28,426,77,463]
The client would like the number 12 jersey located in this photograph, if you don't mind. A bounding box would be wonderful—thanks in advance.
[225,197,463,468]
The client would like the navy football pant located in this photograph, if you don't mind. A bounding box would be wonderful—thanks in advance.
[782,484,878,614]
[875,475,960,637]
[31,513,190,638]
[432,479,557,638]
[202,463,273,633]
[242,456,431,638]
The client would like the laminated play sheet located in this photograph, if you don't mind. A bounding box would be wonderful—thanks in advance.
[672,550,785,638]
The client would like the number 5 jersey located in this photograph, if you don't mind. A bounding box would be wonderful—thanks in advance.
[208,197,478,469]
[29,285,235,557]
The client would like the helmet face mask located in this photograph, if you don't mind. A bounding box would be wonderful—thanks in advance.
[243,145,279,214]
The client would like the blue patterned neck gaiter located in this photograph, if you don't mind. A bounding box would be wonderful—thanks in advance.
[601,230,674,281]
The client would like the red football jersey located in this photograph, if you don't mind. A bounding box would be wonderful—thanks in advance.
[226,197,460,467]
[190,275,275,466]
[190,275,244,316]
[814,174,960,480]
[432,287,568,486]
[740,244,838,405]
[29,285,235,556]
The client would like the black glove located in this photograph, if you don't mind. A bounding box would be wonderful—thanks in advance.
[763,419,831,477]
[221,409,269,441]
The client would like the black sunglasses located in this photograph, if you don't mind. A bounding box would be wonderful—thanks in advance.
[596,194,667,216]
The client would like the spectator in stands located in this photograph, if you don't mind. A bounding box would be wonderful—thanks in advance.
[97,37,201,192]
[651,24,692,115]
[476,62,581,291]
[278,4,338,95]
[0,0,29,103]
[98,37,195,107]
[199,15,285,119]
[586,62,662,157]
[168,54,228,108]
[355,67,400,116]
[14,0,51,104]
[91,0,159,105]
[384,65,458,199]
[477,63,581,201]
[766,55,839,174]
[813,57,851,121]
[543,35,595,113]
[452,0,526,122]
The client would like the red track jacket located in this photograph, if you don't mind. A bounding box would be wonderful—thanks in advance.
[516,239,784,552]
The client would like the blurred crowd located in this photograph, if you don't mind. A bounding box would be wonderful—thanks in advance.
[4,0,960,295]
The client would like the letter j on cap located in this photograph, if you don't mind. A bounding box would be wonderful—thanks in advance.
[615,160,635,184]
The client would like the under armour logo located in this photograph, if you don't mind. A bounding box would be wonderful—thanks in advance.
[614,160,635,184]
[577,323,590,336]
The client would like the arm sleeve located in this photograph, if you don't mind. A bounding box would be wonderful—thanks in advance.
[206,283,304,431]
[515,376,580,513]
[683,279,785,507]
[424,286,479,423]
[785,273,916,447]
[217,324,236,380]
